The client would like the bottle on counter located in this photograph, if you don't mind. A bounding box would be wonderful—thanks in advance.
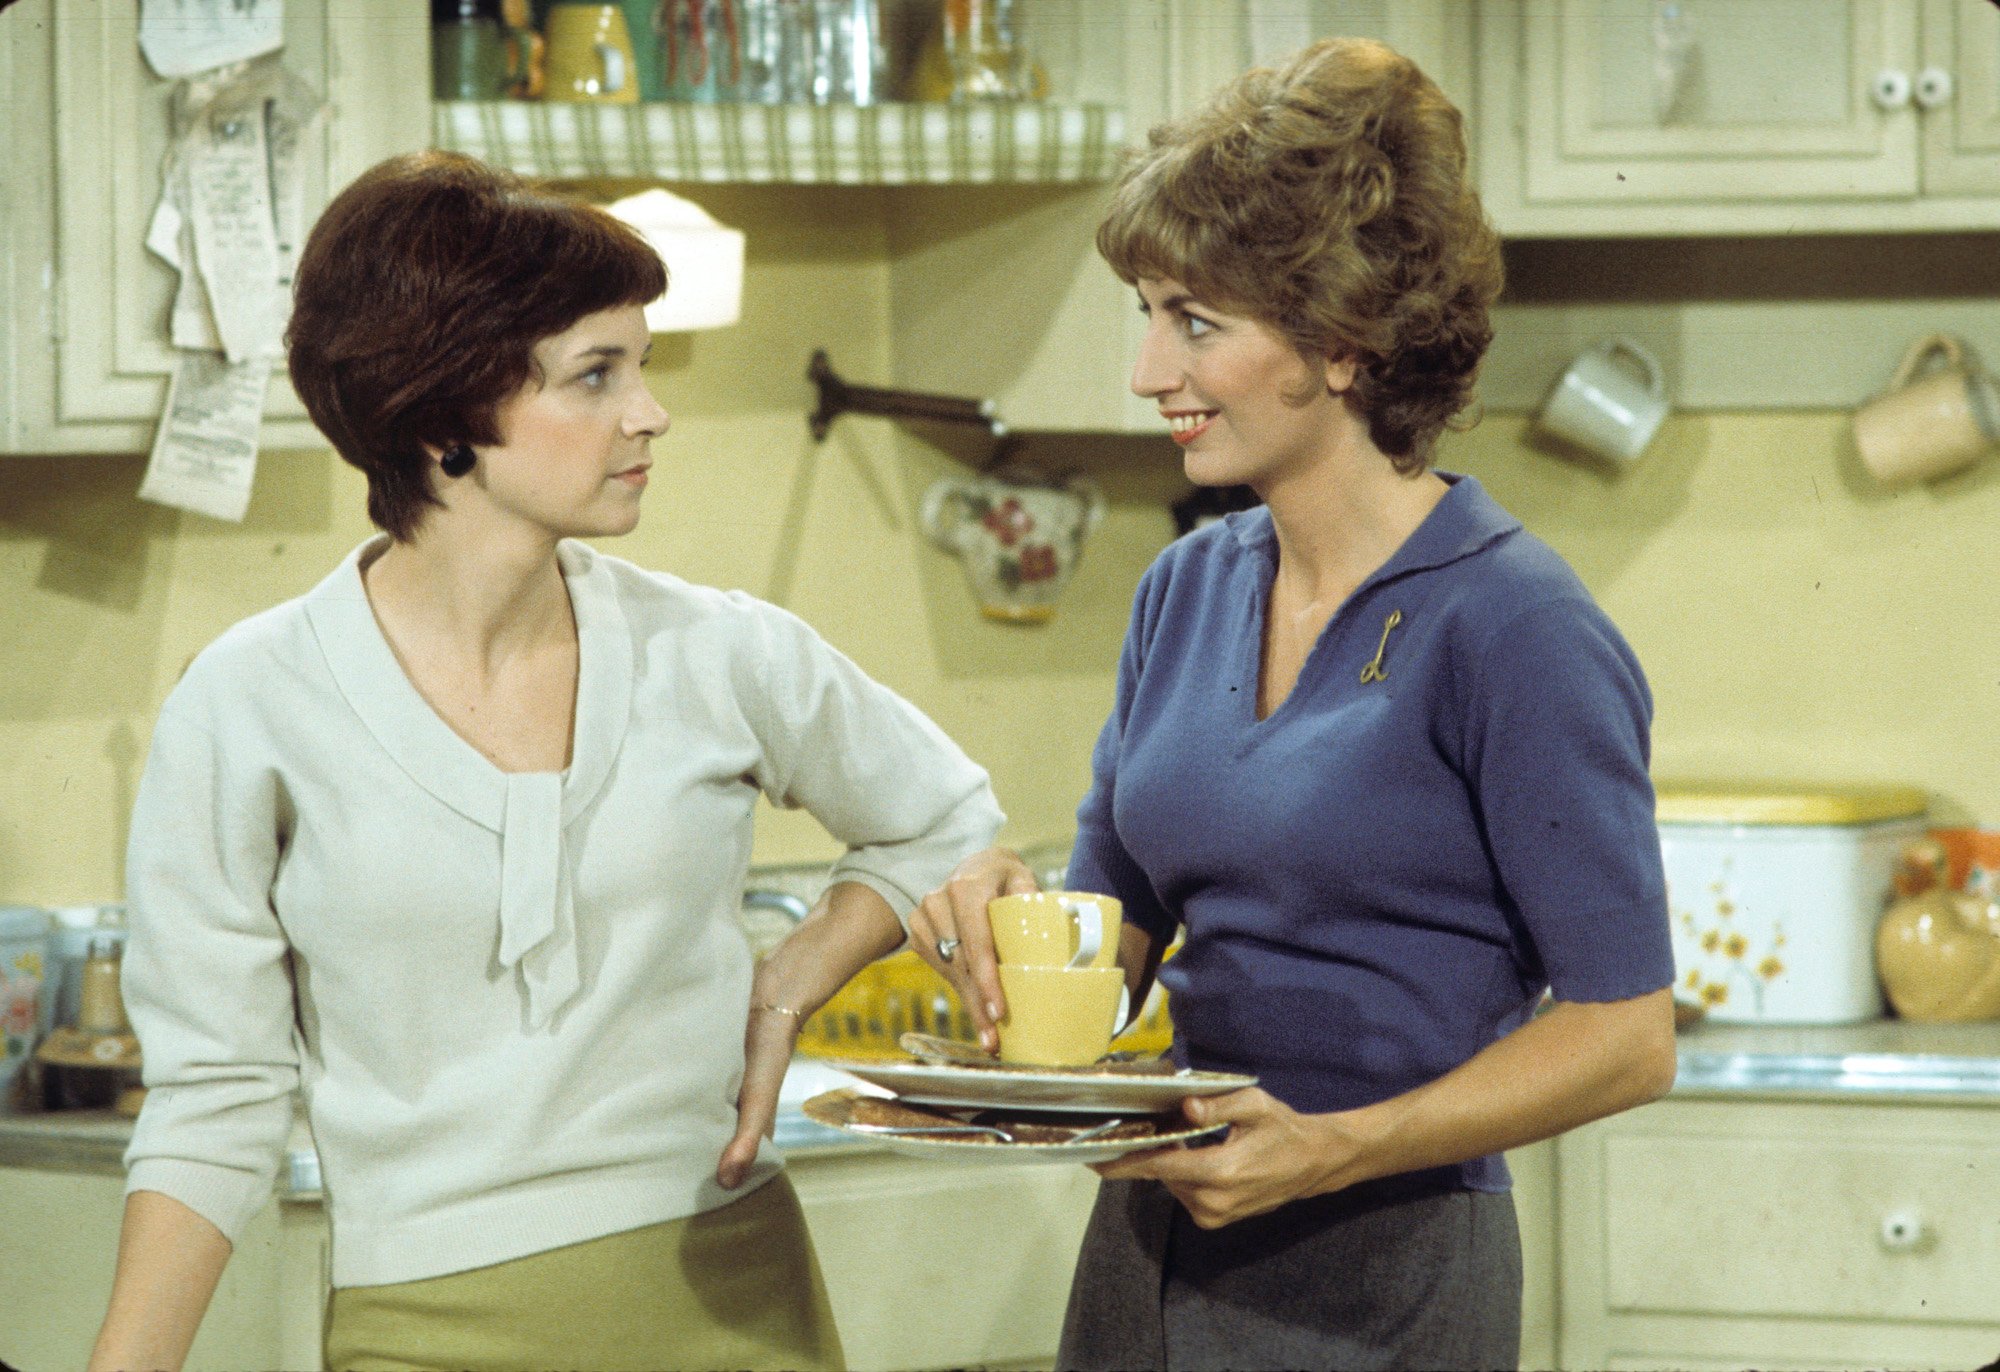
[77,935,131,1037]
[41,934,143,1112]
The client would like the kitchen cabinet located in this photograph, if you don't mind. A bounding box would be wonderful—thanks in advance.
[885,1,1472,433]
[0,0,428,455]
[0,1166,328,1371]
[809,1140,1558,1371]
[1477,0,2000,236]
[1553,1096,2000,1370]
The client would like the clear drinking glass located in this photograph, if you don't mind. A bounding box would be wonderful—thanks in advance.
[810,0,887,104]
[736,0,884,103]
[943,0,1024,101]
[736,0,813,101]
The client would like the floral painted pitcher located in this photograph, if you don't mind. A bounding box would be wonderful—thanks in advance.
[921,471,1105,624]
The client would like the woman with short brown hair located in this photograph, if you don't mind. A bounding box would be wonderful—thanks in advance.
[910,39,1676,1369]
[90,151,1002,1372]
[287,149,674,541]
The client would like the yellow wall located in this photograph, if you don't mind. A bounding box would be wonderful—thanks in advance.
[5,194,1998,905]
[1443,411,1999,826]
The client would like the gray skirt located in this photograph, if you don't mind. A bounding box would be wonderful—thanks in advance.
[1058,1176,1521,1372]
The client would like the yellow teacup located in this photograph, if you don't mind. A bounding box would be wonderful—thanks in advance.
[989,891,1122,970]
[996,964,1126,1067]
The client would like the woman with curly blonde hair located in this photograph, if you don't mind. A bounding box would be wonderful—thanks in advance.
[908,38,1676,1369]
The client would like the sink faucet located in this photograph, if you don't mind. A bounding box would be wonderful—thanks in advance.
[741,889,810,924]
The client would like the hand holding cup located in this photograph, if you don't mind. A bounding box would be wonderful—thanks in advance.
[909,846,1041,1054]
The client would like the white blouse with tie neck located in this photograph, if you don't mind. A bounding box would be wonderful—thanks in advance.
[120,536,1003,1288]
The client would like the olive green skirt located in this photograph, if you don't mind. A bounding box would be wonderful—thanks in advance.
[324,1173,843,1372]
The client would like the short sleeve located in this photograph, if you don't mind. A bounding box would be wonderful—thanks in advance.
[1067,565,1176,943]
[1464,598,1674,1003]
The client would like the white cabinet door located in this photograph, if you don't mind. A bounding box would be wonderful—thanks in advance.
[1511,0,1916,206]
[1921,0,2000,193]
[790,1149,1100,1371]
[1,0,428,456]
[1554,1098,2000,1372]
[1464,0,2000,234]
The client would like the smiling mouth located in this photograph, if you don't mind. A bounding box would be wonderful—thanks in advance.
[1165,411,1217,442]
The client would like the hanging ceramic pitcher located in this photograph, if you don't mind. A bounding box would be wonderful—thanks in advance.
[921,470,1104,624]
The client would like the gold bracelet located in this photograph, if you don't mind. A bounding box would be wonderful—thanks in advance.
[755,1001,807,1019]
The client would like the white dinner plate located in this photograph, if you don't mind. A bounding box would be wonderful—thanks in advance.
[800,1089,1229,1164]
[818,1058,1257,1115]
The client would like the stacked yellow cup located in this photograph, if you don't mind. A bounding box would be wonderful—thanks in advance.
[989,892,1126,1067]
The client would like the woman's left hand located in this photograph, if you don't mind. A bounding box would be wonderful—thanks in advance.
[717,1001,800,1190]
[1091,1088,1360,1229]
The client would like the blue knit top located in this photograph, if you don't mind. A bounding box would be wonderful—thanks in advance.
[1067,474,1674,1193]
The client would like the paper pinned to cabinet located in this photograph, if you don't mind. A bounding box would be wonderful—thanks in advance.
[139,57,322,522]
[139,0,285,80]
[146,59,320,363]
[139,351,274,523]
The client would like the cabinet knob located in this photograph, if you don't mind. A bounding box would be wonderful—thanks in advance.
[1871,69,1913,111]
[1879,1209,1929,1253]
[1914,67,1955,110]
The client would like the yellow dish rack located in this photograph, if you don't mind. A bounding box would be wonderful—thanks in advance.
[793,948,1177,1061]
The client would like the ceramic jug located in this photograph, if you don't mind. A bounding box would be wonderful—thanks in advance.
[1875,838,2000,1022]
[921,470,1104,624]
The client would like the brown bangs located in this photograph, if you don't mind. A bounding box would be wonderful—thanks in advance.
[1094,150,1266,318]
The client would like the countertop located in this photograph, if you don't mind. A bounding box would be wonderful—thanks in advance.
[1670,1016,2000,1101]
[0,1057,876,1199]
[9,1020,2000,1198]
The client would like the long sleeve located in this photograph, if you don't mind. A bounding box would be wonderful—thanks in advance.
[121,690,300,1245]
[741,601,1003,922]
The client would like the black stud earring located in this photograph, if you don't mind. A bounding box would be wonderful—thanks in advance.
[440,444,476,478]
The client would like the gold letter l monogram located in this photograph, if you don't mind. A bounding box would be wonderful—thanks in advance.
[1359,609,1404,684]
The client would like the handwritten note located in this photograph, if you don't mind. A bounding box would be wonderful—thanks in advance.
[148,61,320,356]
[149,157,227,352]
[189,106,286,362]
[138,51,322,519]
[140,0,284,79]
[139,351,273,522]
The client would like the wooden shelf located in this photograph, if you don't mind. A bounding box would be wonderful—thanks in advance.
[433,99,1125,185]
